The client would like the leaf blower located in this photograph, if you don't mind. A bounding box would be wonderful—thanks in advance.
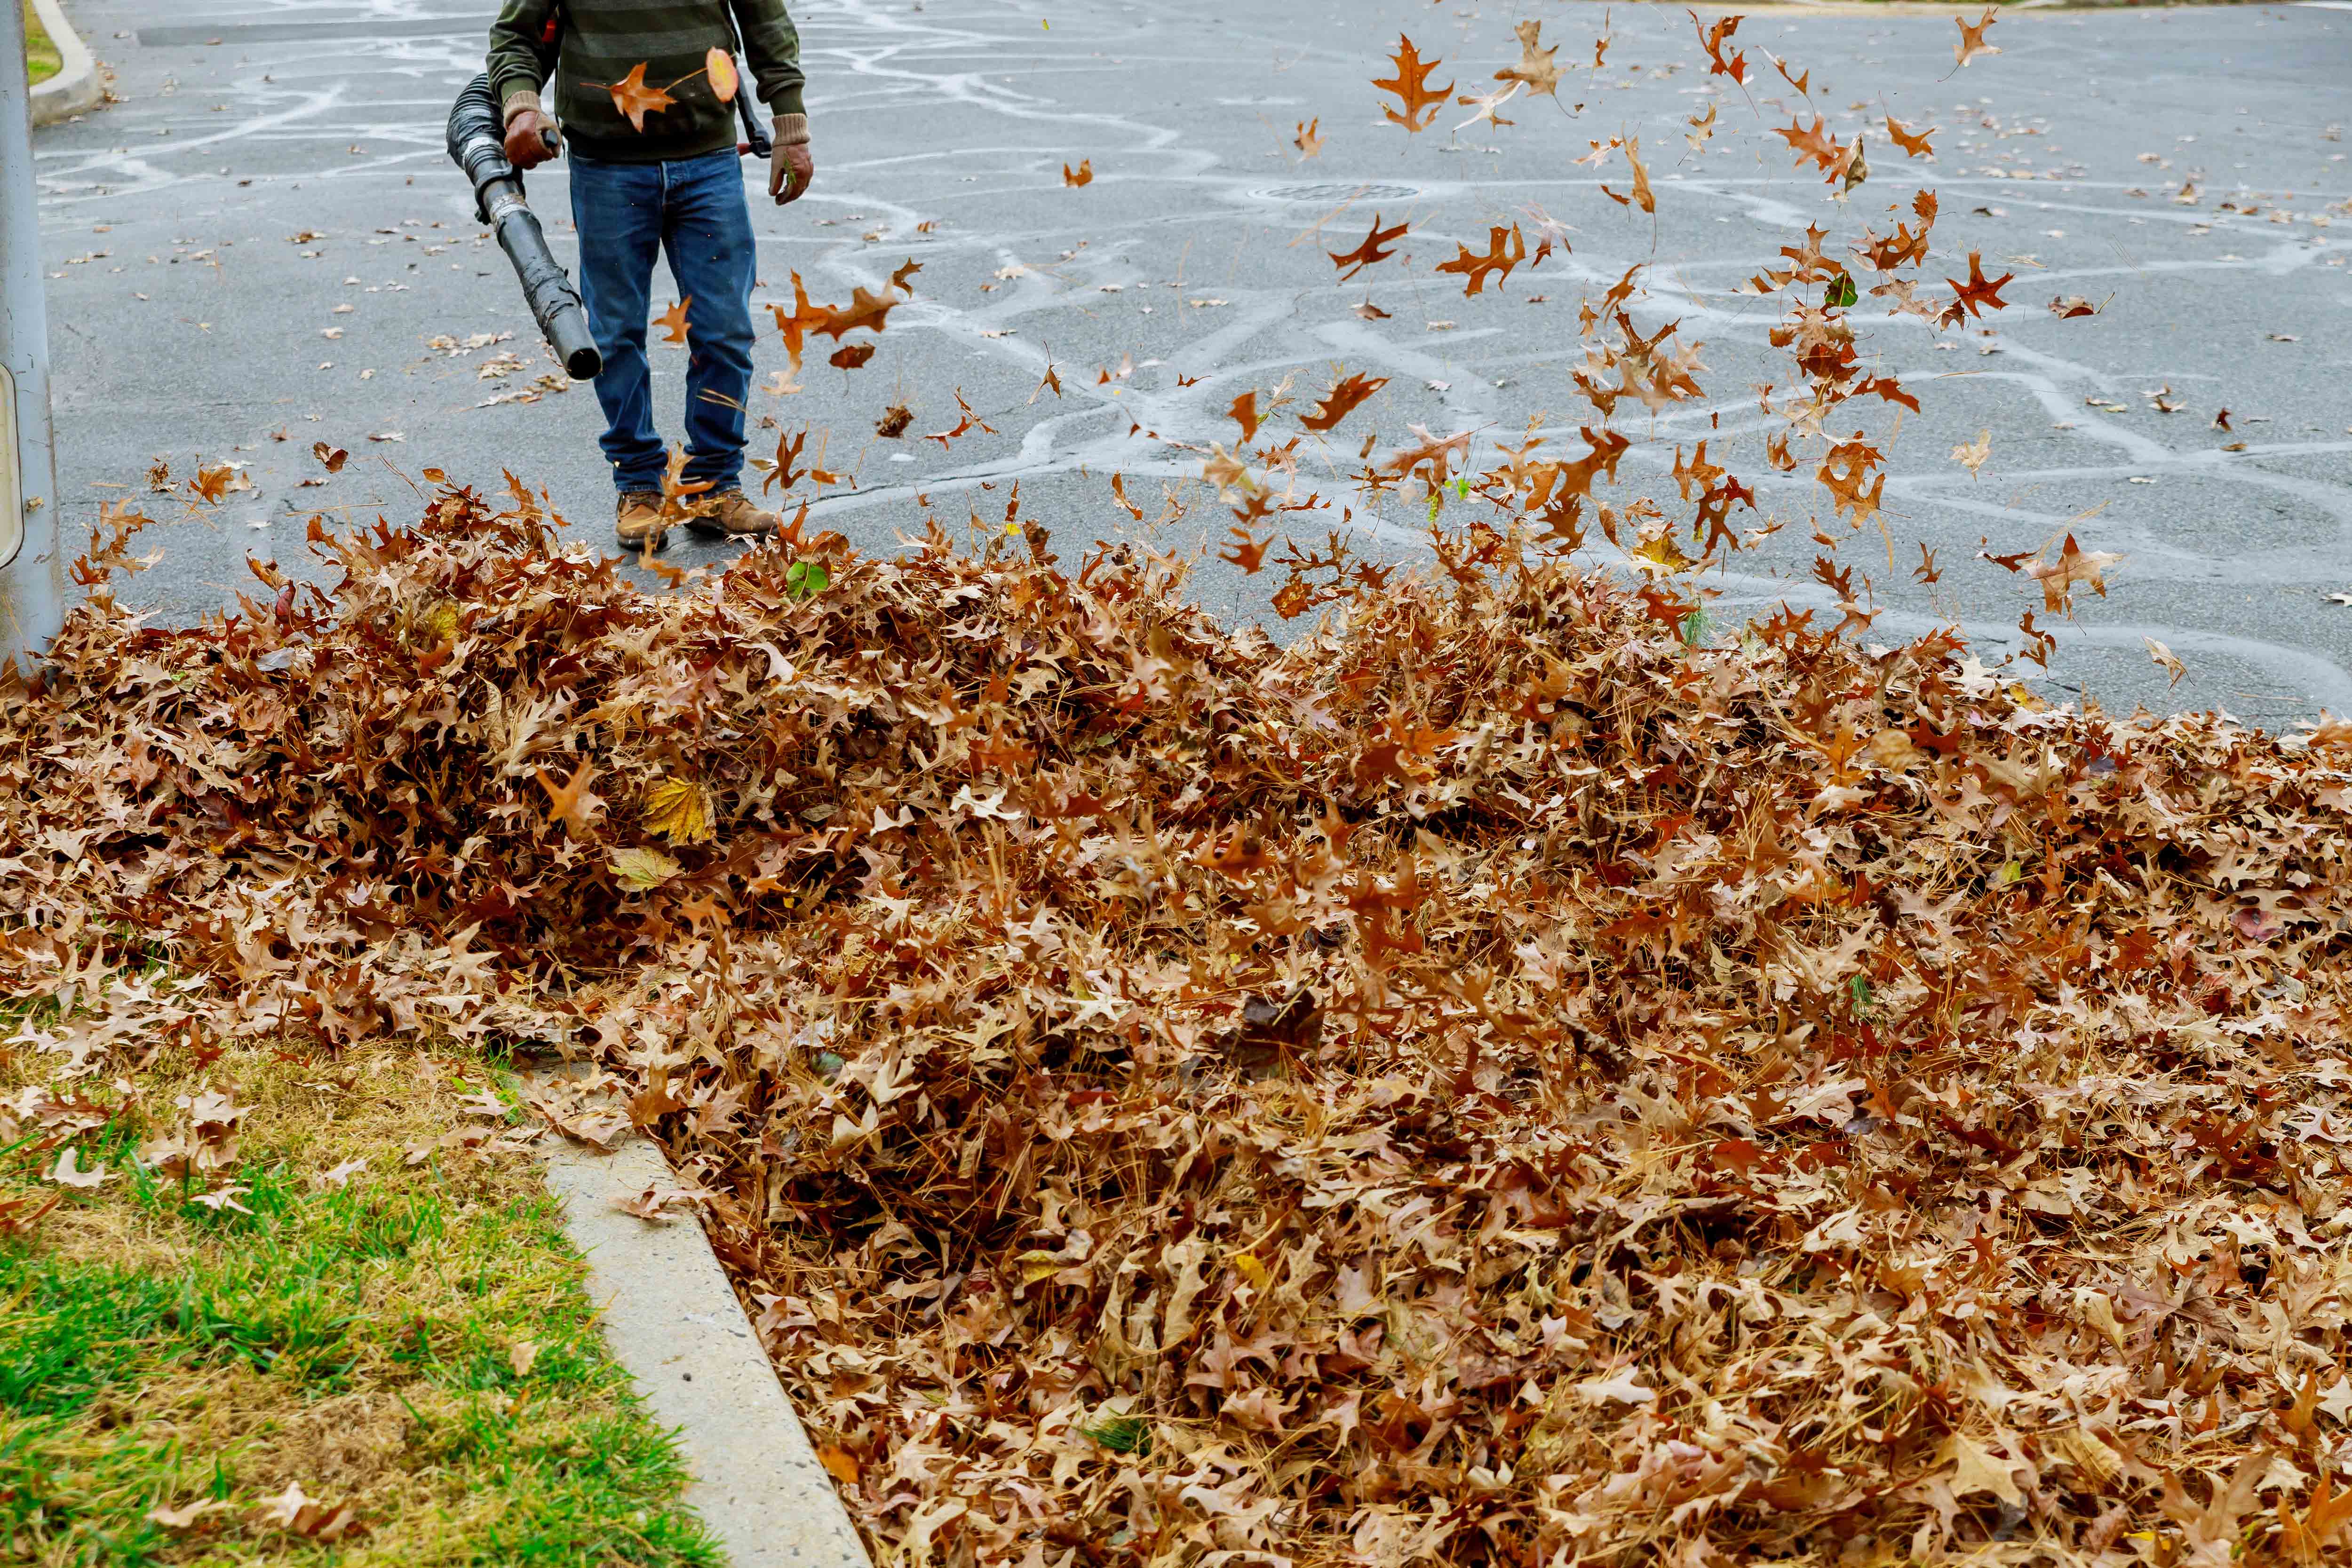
[445,73,602,381]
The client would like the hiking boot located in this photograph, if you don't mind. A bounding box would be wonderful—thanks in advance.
[685,488,781,539]
[615,490,666,550]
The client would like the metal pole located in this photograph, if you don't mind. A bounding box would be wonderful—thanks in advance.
[1,3,65,673]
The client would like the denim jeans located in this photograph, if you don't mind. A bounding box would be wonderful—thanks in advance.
[566,150,756,496]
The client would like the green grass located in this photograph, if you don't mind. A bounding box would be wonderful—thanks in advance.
[0,1034,729,1567]
[23,1,59,86]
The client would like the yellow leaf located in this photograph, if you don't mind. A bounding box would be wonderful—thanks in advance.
[610,847,682,889]
[417,601,460,649]
[817,1444,860,1484]
[1232,1252,1271,1289]
[1628,529,1692,574]
[1017,1249,1066,1283]
[642,778,714,844]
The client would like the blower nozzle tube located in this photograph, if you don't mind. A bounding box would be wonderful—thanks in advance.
[445,75,603,382]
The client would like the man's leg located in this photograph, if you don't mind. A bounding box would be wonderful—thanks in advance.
[566,154,667,497]
[659,151,758,496]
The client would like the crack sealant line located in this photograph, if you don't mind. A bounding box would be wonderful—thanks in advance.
[1629,561,2352,715]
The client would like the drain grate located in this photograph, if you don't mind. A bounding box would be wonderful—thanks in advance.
[1255,182,1421,204]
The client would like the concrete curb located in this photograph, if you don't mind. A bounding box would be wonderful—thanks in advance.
[28,0,101,127]
[525,1070,871,1568]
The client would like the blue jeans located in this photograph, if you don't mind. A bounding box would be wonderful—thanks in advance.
[567,150,756,495]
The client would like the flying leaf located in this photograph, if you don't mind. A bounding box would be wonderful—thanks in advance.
[188,464,235,505]
[1063,159,1094,187]
[2145,635,2186,687]
[1776,116,1856,183]
[1841,135,1868,194]
[1293,119,1323,158]
[1625,138,1654,214]
[707,48,739,104]
[1954,7,2001,68]
[757,427,817,495]
[1219,527,1272,574]
[1202,444,1258,500]
[1300,372,1387,434]
[1817,436,1885,525]
[1691,12,1747,83]
[1886,115,1936,158]
[2024,533,2122,612]
[311,441,348,473]
[1951,430,1990,478]
[770,273,833,371]
[1373,36,1452,133]
[1941,252,2014,324]
[925,389,997,449]
[1685,100,1718,154]
[828,343,876,370]
[1434,224,1529,296]
[1110,472,1144,521]
[657,298,691,344]
[815,285,900,340]
[1329,214,1409,279]
[1454,82,1522,134]
[1228,391,1262,443]
[602,63,677,133]
[1495,20,1562,98]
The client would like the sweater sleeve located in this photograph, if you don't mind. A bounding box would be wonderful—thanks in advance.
[486,0,562,116]
[730,0,807,123]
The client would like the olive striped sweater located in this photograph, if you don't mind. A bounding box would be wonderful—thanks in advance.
[486,0,807,163]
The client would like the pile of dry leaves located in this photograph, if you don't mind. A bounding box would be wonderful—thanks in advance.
[10,9,2352,1562]
[7,482,2352,1567]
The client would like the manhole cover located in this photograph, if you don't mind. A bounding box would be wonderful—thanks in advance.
[1255,182,1422,204]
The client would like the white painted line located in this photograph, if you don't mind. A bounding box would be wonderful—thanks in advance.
[530,1072,869,1568]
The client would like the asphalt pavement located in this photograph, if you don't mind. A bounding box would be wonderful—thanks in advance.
[26,0,2352,721]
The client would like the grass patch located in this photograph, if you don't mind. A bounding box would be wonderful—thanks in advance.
[23,1,59,86]
[0,1031,725,1567]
